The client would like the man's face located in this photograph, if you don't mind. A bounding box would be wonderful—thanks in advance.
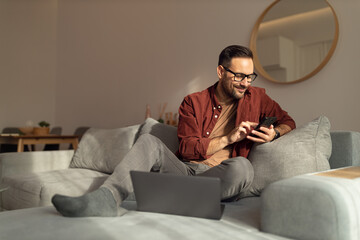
[218,57,254,100]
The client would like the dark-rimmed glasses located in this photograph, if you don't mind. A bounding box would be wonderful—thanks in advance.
[222,66,257,83]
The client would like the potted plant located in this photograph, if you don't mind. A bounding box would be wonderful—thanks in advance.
[33,121,50,135]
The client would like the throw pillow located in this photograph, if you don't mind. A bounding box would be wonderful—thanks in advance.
[70,125,140,174]
[240,116,332,198]
[138,118,179,153]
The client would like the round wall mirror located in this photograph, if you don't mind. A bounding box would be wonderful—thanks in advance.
[250,0,339,84]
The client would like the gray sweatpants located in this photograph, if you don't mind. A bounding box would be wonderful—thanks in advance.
[102,134,254,204]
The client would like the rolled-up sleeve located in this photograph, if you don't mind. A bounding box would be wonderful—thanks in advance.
[177,97,211,160]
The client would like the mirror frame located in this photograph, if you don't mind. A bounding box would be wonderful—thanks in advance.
[250,0,339,84]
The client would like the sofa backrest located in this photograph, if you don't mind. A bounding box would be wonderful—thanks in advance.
[329,131,360,168]
[0,150,74,180]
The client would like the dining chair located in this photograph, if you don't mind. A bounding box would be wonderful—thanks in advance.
[43,127,63,151]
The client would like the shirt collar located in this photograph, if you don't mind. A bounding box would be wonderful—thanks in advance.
[209,82,221,110]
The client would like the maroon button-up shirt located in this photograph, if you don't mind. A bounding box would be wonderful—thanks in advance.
[177,82,296,161]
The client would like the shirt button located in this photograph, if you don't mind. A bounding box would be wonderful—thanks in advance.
[214,115,218,119]
[213,107,216,110]
[218,105,221,109]
[206,132,210,135]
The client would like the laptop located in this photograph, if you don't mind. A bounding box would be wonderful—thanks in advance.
[130,171,224,220]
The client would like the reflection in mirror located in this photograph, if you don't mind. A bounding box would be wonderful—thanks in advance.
[250,0,339,83]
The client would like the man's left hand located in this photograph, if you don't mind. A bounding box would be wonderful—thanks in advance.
[247,125,276,143]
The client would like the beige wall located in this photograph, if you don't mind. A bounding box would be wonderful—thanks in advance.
[55,0,266,132]
[1,0,359,134]
[0,0,57,129]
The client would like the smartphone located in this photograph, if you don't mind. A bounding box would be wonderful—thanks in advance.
[250,117,277,136]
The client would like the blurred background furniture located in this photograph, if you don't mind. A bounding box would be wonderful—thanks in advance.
[43,127,62,151]
[0,127,32,153]
[0,135,78,152]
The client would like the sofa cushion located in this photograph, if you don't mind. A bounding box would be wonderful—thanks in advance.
[0,197,293,240]
[2,168,109,210]
[139,118,179,153]
[241,116,332,197]
[70,125,140,173]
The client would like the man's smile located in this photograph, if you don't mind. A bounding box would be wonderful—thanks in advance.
[234,85,246,93]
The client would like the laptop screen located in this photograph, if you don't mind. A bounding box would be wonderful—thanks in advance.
[130,171,223,220]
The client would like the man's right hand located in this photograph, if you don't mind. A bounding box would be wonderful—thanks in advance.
[227,121,258,144]
[206,121,258,156]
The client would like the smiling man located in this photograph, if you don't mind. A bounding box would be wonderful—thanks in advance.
[177,45,295,168]
[52,45,296,217]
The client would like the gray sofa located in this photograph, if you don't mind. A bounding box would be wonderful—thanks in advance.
[0,117,359,240]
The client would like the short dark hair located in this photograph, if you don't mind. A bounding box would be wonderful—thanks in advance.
[218,45,253,67]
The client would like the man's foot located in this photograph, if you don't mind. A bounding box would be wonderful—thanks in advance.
[51,187,126,217]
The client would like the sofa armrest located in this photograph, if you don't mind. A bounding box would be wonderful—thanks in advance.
[261,171,360,240]
[329,131,360,168]
[0,150,74,179]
